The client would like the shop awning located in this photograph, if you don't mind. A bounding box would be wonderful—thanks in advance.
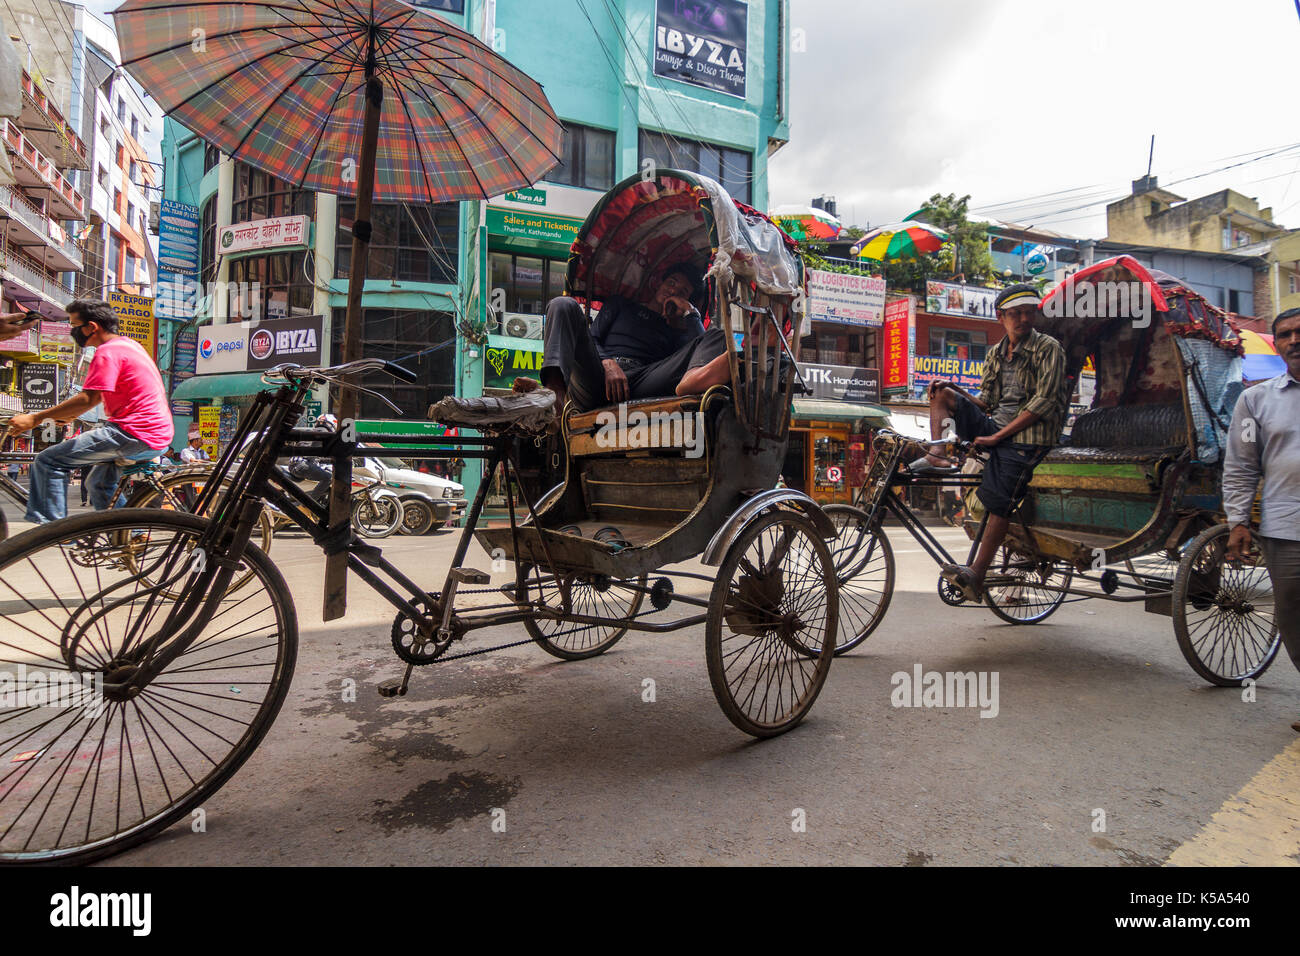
[171,372,273,401]
[792,399,890,426]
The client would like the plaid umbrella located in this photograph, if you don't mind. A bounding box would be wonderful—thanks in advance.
[112,0,562,619]
[850,221,949,261]
[111,0,562,204]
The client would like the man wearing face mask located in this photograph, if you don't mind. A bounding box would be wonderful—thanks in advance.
[5,299,173,523]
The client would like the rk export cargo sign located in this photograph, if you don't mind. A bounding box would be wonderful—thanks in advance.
[108,291,157,360]
[806,270,887,326]
[218,215,309,255]
[653,0,748,98]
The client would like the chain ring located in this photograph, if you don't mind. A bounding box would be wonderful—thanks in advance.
[937,573,967,607]
[391,593,452,665]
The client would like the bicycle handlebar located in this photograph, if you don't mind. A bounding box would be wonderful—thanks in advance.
[264,360,417,386]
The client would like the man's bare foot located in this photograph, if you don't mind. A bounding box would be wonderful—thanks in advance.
[923,443,954,468]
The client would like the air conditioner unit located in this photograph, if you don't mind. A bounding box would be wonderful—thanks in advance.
[503,313,544,340]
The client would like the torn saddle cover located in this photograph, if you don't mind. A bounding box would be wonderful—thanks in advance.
[427,388,557,437]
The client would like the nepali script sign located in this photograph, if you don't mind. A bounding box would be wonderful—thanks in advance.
[807,270,887,326]
[218,215,310,255]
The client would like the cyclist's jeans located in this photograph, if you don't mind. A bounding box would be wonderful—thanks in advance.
[26,425,159,524]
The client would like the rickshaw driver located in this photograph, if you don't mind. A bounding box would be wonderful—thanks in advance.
[540,263,726,413]
[915,283,1070,601]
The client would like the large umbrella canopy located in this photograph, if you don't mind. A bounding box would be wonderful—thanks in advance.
[1240,329,1285,381]
[771,204,841,241]
[111,0,563,203]
[851,221,949,261]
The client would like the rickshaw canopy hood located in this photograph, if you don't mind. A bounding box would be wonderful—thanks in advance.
[565,170,804,316]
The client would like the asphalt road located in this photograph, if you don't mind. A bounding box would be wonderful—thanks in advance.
[10,514,1288,867]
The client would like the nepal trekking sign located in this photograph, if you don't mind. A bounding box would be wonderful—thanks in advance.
[654,0,748,99]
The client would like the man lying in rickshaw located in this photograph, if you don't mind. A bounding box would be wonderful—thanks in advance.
[913,283,1071,601]
[540,262,728,414]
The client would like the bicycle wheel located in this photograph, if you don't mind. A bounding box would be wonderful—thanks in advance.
[1173,524,1280,686]
[983,545,1072,624]
[126,467,274,593]
[522,569,646,660]
[706,510,837,738]
[0,510,296,864]
[352,493,403,538]
[821,504,894,654]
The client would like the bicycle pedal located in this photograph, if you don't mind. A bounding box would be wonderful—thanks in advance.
[377,679,407,698]
[450,567,490,584]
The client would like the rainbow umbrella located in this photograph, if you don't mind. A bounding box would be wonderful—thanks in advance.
[1240,329,1285,381]
[771,204,842,240]
[851,221,949,260]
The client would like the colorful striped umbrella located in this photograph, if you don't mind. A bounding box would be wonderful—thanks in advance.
[1240,329,1286,381]
[771,204,841,241]
[850,221,950,261]
[111,0,563,205]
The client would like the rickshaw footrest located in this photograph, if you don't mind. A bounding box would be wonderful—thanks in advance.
[450,567,491,585]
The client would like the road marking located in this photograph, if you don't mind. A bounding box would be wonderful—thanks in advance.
[1166,739,1300,866]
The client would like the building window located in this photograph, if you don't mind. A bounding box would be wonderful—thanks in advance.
[124,250,136,284]
[336,202,459,284]
[929,328,988,362]
[116,96,125,122]
[232,161,313,222]
[405,0,465,13]
[806,323,868,366]
[77,225,105,297]
[1227,289,1253,315]
[228,251,315,321]
[203,141,221,173]
[1290,274,1298,295]
[99,116,110,138]
[108,233,121,275]
[200,198,217,285]
[96,165,107,188]
[546,123,616,191]
[112,189,121,213]
[639,129,753,204]
[115,144,125,168]
[329,307,457,418]
[125,202,135,229]
[130,114,139,141]
[488,253,565,336]
[129,159,139,181]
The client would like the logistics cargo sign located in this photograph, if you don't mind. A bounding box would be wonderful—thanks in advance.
[653,0,748,98]
[807,270,887,326]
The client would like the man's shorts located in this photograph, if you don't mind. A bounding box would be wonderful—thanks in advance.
[950,394,1047,519]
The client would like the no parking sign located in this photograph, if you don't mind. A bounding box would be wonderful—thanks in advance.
[826,466,843,484]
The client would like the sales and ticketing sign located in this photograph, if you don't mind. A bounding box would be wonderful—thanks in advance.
[485,207,583,246]
[108,291,157,360]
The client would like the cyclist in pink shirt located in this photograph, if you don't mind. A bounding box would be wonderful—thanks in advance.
[5,299,174,523]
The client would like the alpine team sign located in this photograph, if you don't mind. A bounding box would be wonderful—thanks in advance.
[653,0,748,99]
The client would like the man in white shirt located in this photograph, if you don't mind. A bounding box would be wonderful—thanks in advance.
[179,425,211,464]
[1223,306,1300,732]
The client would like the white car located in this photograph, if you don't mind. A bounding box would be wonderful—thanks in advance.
[354,455,467,527]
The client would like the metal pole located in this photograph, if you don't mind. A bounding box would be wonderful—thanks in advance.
[323,40,383,622]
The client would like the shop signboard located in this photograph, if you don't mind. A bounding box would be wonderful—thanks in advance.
[195,323,247,374]
[801,363,880,404]
[806,270,887,326]
[108,291,158,360]
[484,344,544,390]
[170,326,198,416]
[245,315,323,371]
[653,0,748,99]
[197,405,221,459]
[925,281,999,320]
[156,270,200,321]
[911,355,985,392]
[158,199,201,276]
[485,207,583,247]
[38,320,75,364]
[20,362,58,411]
[881,297,913,392]
[218,215,309,255]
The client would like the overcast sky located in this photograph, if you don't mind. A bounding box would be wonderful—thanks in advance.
[768,0,1300,238]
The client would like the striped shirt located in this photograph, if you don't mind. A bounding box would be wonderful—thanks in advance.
[977,327,1070,447]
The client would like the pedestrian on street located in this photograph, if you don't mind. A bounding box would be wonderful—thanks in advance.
[1224,306,1300,733]
[179,426,211,464]
[4,299,174,523]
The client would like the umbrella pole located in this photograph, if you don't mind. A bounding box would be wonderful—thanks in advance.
[324,73,383,622]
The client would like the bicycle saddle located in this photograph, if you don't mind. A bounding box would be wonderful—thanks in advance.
[428,389,556,436]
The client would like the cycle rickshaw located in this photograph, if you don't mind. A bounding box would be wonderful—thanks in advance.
[0,171,839,864]
[827,256,1279,685]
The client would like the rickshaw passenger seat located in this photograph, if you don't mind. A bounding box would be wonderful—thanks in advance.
[1043,403,1187,466]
